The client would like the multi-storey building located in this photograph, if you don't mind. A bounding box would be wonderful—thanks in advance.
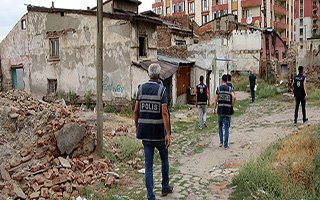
[295,0,320,43]
[152,0,295,44]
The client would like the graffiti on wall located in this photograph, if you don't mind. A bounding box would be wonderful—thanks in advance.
[103,74,125,93]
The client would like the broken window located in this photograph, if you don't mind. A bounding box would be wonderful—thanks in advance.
[139,36,147,57]
[300,28,303,36]
[49,38,59,59]
[202,15,209,25]
[47,79,57,95]
[189,2,195,14]
[21,19,26,30]
[175,40,186,45]
[202,0,209,11]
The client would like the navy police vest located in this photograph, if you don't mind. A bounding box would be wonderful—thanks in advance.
[196,83,208,105]
[293,74,306,98]
[217,85,232,116]
[136,81,166,141]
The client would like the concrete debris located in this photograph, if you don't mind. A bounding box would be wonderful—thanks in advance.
[55,123,87,155]
[58,157,72,168]
[0,90,118,199]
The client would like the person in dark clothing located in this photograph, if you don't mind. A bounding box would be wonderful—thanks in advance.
[196,75,210,129]
[227,74,234,91]
[249,70,257,102]
[292,66,308,127]
[134,63,173,200]
[214,74,236,149]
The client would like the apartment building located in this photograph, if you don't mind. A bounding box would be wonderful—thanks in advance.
[152,0,295,44]
[295,0,320,43]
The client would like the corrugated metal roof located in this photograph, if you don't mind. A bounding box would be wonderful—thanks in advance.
[158,55,194,66]
[132,61,179,80]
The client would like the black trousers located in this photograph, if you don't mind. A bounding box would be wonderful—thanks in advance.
[294,97,307,124]
[250,86,255,102]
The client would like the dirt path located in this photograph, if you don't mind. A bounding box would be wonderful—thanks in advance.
[163,92,320,200]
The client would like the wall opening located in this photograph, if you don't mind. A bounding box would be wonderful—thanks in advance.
[49,38,60,59]
[21,19,26,30]
[139,36,147,57]
[11,66,24,89]
[47,79,57,95]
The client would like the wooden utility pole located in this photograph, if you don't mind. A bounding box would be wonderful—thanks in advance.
[96,0,104,156]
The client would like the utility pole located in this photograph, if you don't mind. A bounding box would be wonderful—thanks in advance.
[96,0,104,156]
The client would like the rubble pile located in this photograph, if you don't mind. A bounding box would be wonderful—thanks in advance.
[0,90,118,200]
[306,65,320,86]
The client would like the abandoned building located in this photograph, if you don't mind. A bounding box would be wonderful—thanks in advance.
[0,0,163,106]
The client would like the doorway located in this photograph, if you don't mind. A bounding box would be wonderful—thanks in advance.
[11,66,24,89]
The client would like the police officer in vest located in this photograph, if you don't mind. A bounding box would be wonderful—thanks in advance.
[213,74,236,149]
[196,75,210,129]
[134,63,173,200]
[293,66,308,127]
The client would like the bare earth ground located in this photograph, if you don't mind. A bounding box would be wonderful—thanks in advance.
[157,92,320,200]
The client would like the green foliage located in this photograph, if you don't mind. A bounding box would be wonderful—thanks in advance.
[233,100,250,117]
[308,84,320,106]
[113,135,142,162]
[234,75,249,92]
[256,82,280,99]
[68,91,78,105]
[85,90,93,109]
[231,126,320,200]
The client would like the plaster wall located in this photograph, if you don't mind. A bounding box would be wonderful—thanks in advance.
[0,14,29,91]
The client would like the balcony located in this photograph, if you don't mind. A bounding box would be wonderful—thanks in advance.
[212,4,228,12]
[313,14,319,19]
[241,0,262,8]
[274,5,288,16]
[152,1,163,8]
[313,4,318,10]
[172,0,185,3]
[274,21,288,30]
[313,24,319,29]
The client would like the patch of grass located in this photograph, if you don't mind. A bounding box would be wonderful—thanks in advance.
[231,126,320,200]
[114,135,143,162]
[256,81,280,99]
[171,103,190,112]
[233,75,250,92]
[308,84,320,106]
[85,90,93,109]
[233,99,250,117]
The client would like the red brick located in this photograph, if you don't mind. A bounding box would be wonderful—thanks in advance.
[71,190,79,197]
[19,148,31,157]
[40,187,49,198]
[0,182,5,190]
[44,180,53,188]
[30,191,40,199]
[106,176,115,188]
[53,176,68,185]
[31,182,41,192]
[85,170,94,177]
[12,171,25,181]
[21,154,33,163]
[35,175,45,184]
[83,164,93,173]
[53,158,60,166]
[51,185,60,192]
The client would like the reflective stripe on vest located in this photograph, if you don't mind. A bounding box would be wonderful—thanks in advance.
[217,85,232,115]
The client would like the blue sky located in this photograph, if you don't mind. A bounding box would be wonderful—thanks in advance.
[0,0,153,41]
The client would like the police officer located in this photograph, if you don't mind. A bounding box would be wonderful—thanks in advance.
[249,70,257,103]
[134,63,173,200]
[213,74,236,149]
[293,66,308,127]
[196,75,210,129]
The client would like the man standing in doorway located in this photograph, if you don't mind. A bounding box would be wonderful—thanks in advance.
[134,63,173,200]
[196,75,210,129]
[249,70,257,103]
[214,74,236,149]
[293,66,308,127]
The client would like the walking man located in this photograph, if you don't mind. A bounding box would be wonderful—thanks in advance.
[293,66,308,127]
[134,63,173,200]
[249,70,257,103]
[214,74,236,149]
[196,75,210,129]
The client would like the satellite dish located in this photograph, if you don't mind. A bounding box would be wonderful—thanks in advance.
[246,16,253,24]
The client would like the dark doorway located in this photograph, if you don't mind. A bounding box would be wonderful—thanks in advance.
[163,76,173,108]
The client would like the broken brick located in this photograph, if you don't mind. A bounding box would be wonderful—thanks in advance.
[51,185,60,192]
[31,182,41,192]
[40,187,49,198]
[21,154,33,163]
[106,176,115,188]
[0,167,11,181]
[30,191,40,199]
[35,175,45,185]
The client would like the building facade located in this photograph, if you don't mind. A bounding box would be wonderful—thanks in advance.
[294,0,320,43]
[152,0,295,44]
[0,0,162,105]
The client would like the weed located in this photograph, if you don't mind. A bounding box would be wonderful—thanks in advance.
[68,91,78,105]
[113,135,142,162]
[233,75,250,92]
[256,82,279,99]
[85,90,93,109]
[308,84,320,106]
[231,126,320,200]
